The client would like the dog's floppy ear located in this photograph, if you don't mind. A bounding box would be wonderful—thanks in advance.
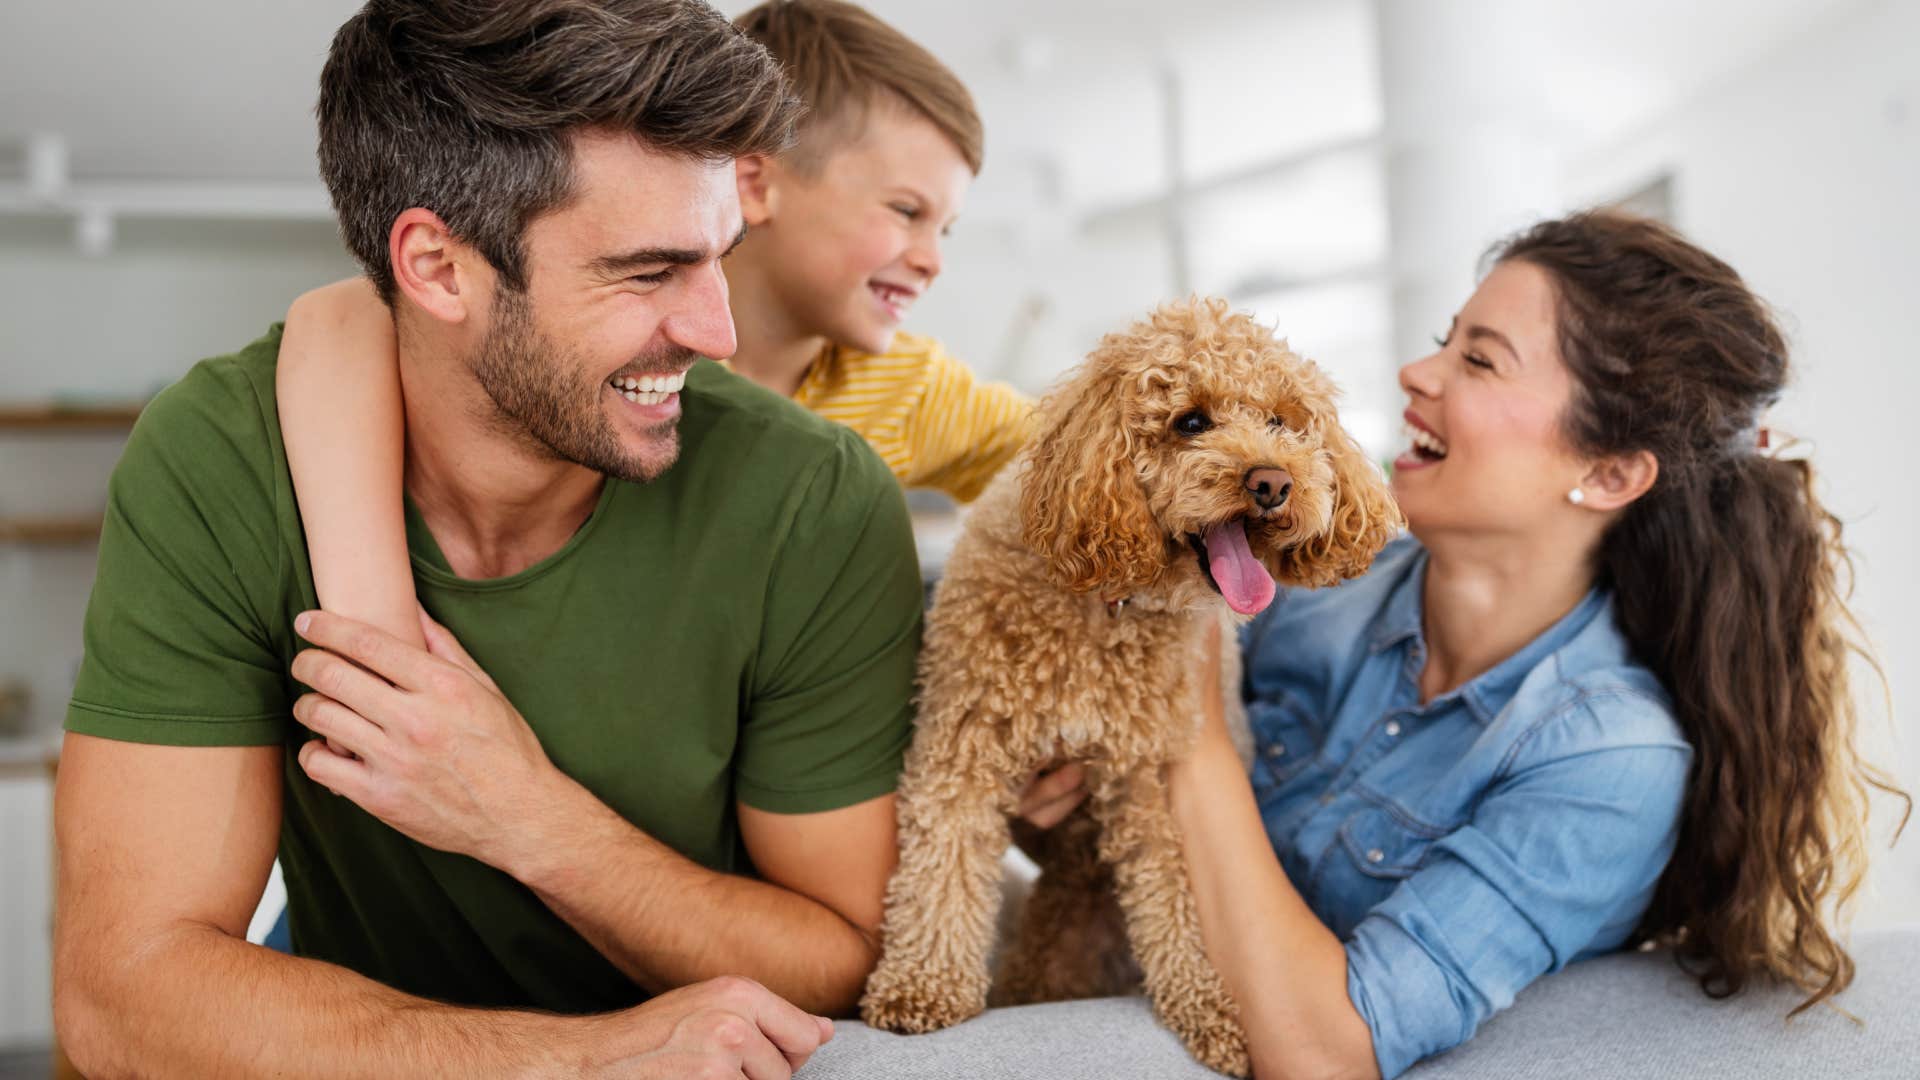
[1019,346,1164,595]
[1270,415,1403,589]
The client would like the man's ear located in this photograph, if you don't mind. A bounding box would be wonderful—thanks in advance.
[736,154,777,227]
[388,208,477,325]
[1577,450,1660,512]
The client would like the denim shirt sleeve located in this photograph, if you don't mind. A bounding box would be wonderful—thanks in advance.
[1342,692,1691,1078]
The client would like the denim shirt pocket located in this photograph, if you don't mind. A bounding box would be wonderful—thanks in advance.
[1313,804,1451,936]
[1247,690,1324,788]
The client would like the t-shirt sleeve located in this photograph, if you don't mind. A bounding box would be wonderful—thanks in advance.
[1342,695,1691,1078]
[65,360,293,746]
[898,343,1035,504]
[733,430,922,813]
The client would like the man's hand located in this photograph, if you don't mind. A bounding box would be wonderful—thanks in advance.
[289,606,579,873]
[1016,761,1088,829]
[584,976,835,1080]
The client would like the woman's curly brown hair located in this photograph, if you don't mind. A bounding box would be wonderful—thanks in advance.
[1494,211,1910,1014]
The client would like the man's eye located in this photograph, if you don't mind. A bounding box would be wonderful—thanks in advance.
[1174,410,1212,437]
[629,269,673,286]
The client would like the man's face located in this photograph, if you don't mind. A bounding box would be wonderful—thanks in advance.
[469,129,742,482]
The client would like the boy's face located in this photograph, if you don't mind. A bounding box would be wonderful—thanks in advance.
[742,102,973,354]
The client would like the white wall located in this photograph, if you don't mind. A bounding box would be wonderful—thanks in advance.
[0,217,354,1051]
[1565,0,1920,928]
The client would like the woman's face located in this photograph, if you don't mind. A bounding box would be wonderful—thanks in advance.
[1390,259,1592,539]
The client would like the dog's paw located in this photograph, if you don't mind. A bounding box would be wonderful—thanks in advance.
[1157,993,1251,1077]
[860,969,987,1033]
[1182,1020,1251,1079]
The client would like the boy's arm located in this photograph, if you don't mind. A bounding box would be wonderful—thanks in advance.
[287,430,919,1017]
[901,344,1035,503]
[54,735,835,1078]
[278,278,423,647]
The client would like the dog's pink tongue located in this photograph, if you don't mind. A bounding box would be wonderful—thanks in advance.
[1204,519,1277,615]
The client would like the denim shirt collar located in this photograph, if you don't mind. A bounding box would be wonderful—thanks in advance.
[1366,548,1612,725]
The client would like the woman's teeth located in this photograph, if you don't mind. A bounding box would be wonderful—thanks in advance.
[1405,422,1449,458]
[611,370,685,406]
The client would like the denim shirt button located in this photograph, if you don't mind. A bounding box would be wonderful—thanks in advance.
[1265,743,1287,759]
[1366,848,1385,864]
[1384,720,1402,737]
[1319,792,1336,806]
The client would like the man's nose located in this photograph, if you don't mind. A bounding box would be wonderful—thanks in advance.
[1244,467,1293,510]
[663,262,737,360]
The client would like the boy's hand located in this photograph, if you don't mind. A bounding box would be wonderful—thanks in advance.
[288,606,580,874]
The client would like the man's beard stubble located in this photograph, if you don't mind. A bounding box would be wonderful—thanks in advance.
[471,285,689,483]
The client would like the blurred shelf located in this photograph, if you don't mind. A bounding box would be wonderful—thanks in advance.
[0,516,103,544]
[0,403,145,430]
[0,734,60,779]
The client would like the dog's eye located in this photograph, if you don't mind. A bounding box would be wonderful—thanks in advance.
[1173,410,1212,437]
[1268,416,1286,431]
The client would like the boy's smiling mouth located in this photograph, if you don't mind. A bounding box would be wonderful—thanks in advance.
[869,280,918,321]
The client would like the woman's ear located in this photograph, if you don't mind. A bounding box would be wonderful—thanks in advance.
[1019,350,1165,595]
[1271,421,1403,589]
[1575,450,1660,512]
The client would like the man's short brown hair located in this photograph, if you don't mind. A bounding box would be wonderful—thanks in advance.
[734,0,983,175]
[318,0,803,303]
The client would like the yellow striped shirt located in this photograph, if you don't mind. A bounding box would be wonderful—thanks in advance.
[786,333,1035,503]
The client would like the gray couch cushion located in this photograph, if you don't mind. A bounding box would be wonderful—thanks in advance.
[801,926,1920,1079]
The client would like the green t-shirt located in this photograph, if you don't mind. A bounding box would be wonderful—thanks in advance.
[65,325,922,1013]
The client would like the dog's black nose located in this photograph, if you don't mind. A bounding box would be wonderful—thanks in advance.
[1245,467,1292,510]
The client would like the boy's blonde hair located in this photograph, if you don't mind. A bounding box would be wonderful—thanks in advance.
[735,0,983,175]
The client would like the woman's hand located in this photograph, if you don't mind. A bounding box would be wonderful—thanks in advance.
[1017,761,1088,829]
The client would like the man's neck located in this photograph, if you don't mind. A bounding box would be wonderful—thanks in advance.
[396,329,605,581]
[1416,524,1598,703]
[722,255,829,398]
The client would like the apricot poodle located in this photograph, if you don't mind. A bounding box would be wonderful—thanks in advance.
[859,298,1402,1075]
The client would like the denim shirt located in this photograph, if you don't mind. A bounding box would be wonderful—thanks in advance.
[1242,537,1691,1078]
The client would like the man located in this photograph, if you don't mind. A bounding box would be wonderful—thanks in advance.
[52,1,921,1075]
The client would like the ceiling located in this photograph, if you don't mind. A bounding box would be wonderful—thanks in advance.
[0,0,1865,198]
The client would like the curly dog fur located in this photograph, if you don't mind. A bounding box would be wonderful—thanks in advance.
[859,298,1401,1075]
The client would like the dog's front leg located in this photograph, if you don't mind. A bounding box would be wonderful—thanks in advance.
[860,729,1015,1033]
[1094,765,1252,1077]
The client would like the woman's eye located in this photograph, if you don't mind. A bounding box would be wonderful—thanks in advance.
[1174,410,1213,437]
[1465,353,1494,371]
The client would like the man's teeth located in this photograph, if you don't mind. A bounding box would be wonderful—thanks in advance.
[1404,422,1449,457]
[611,370,686,406]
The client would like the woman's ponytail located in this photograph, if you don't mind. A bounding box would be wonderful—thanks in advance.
[1495,212,1909,1011]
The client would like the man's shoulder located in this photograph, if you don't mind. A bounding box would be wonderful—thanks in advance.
[133,325,286,465]
[681,358,893,491]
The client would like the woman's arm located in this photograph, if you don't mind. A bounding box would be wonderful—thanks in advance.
[277,278,422,648]
[1169,626,1379,1080]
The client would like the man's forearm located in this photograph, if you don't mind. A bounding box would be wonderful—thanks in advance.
[511,777,878,1016]
[59,921,607,1079]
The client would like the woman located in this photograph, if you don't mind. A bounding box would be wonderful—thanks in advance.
[1020,210,1907,1078]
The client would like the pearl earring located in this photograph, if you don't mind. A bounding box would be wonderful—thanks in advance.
[1567,488,1586,506]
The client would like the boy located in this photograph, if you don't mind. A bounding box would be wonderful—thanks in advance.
[277,0,1033,646]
